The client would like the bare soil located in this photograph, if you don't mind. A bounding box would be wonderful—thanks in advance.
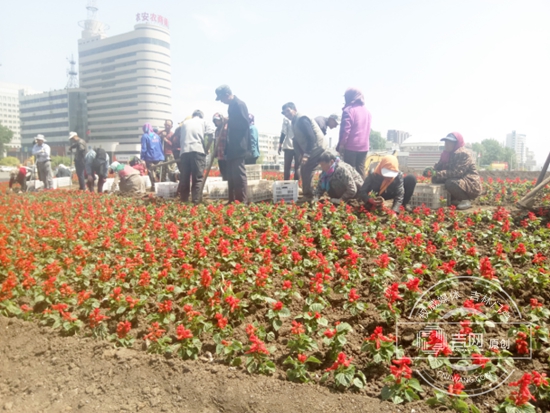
[0,316,432,413]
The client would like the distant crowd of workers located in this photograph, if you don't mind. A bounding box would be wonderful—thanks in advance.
[10,85,481,211]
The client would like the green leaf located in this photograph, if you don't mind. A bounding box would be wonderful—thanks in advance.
[485,320,496,328]
[380,385,392,400]
[306,356,321,364]
[116,306,127,315]
[352,377,364,388]
[273,319,282,331]
[335,372,352,388]
[453,400,469,413]
[426,397,441,406]
[391,394,404,404]
[407,378,423,392]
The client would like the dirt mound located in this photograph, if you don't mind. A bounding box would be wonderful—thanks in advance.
[0,316,411,413]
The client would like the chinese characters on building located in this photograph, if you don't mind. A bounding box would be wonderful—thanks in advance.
[136,12,169,28]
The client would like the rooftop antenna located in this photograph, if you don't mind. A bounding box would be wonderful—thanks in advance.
[79,0,109,39]
[66,54,79,89]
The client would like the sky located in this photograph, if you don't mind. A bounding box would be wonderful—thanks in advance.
[1,0,549,163]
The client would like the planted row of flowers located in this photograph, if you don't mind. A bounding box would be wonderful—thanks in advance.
[1,188,550,412]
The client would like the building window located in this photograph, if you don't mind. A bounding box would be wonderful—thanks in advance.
[79,37,170,58]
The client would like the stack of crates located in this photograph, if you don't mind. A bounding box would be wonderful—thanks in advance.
[155,182,179,198]
[245,164,262,181]
[208,179,272,202]
[103,178,115,192]
[272,180,299,203]
[203,176,223,195]
[409,183,450,209]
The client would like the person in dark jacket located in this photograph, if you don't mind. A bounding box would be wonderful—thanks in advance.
[140,123,165,190]
[314,151,363,203]
[246,114,260,164]
[69,131,87,190]
[424,132,482,210]
[281,102,327,200]
[315,114,340,135]
[215,85,250,203]
[358,155,416,213]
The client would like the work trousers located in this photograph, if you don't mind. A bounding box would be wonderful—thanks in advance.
[145,161,160,190]
[218,160,228,181]
[300,152,323,198]
[179,152,206,203]
[37,161,53,189]
[403,175,417,205]
[445,179,471,202]
[75,159,86,190]
[9,174,26,191]
[245,157,258,165]
[161,154,176,182]
[283,149,301,181]
[342,149,368,179]
[227,157,247,203]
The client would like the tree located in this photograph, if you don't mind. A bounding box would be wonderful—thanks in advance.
[502,147,516,170]
[369,130,387,150]
[479,139,504,166]
[0,123,14,159]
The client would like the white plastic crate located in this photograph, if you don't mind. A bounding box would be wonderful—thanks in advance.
[28,180,44,191]
[155,182,179,198]
[52,178,58,189]
[141,175,152,189]
[249,180,272,203]
[56,177,72,188]
[245,164,262,181]
[103,178,115,192]
[203,176,223,195]
[409,183,450,209]
[273,180,299,203]
[208,179,272,202]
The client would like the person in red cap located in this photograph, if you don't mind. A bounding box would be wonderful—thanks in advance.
[424,132,482,210]
[8,165,31,192]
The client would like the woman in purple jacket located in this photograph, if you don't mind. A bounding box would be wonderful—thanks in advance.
[337,88,371,179]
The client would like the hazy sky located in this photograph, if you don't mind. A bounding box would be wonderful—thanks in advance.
[1,1,549,163]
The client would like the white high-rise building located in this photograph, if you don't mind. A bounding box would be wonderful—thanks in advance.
[0,82,38,157]
[506,130,526,170]
[258,133,280,164]
[77,5,172,158]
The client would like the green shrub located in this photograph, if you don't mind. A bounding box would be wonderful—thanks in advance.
[51,156,72,168]
[0,156,20,167]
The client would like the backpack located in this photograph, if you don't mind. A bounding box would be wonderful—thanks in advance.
[92,148,108,176]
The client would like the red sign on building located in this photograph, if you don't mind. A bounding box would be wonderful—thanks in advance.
[136,12,169,28]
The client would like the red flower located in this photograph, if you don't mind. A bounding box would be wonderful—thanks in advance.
[282,280,292,290]
[384,283,403,311]
[390,357,412,383]
[515,332,529,354]
[448,374,465,395]
[273,301,284,311]
[324,328,337,339]
[348,288,360,303]
[365,326,394,349]
[326,352,352,371]
[297,354,307,363]
[508,373,535,406]
[530,298,543,309]
[480,257,497,280]
[116,321,131,339]
[514,243,527,255]
[291,321,305,335]
[176,324,193,340]
[471,353,490,368]
[246,334,269,355]
[144,322,165,342]
[89,308,109,328]
[214,313,228,329]
[426,330,452,357]
[225,295,240,312]
[405,277,420,292]
[531,371,549,387]
[375,253,390,268]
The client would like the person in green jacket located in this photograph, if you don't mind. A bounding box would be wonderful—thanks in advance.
[246,114,260,165]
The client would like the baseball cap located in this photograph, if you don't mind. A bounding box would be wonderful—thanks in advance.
[69,131,78,140]
[329,113,340,124]
[441,133,457,142]
[381,168,399,178]
[215,85,232,100]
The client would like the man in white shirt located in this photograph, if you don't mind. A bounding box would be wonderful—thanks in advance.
[178,110,215,203]
[278,117,301,181]
[31,134,53,189]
